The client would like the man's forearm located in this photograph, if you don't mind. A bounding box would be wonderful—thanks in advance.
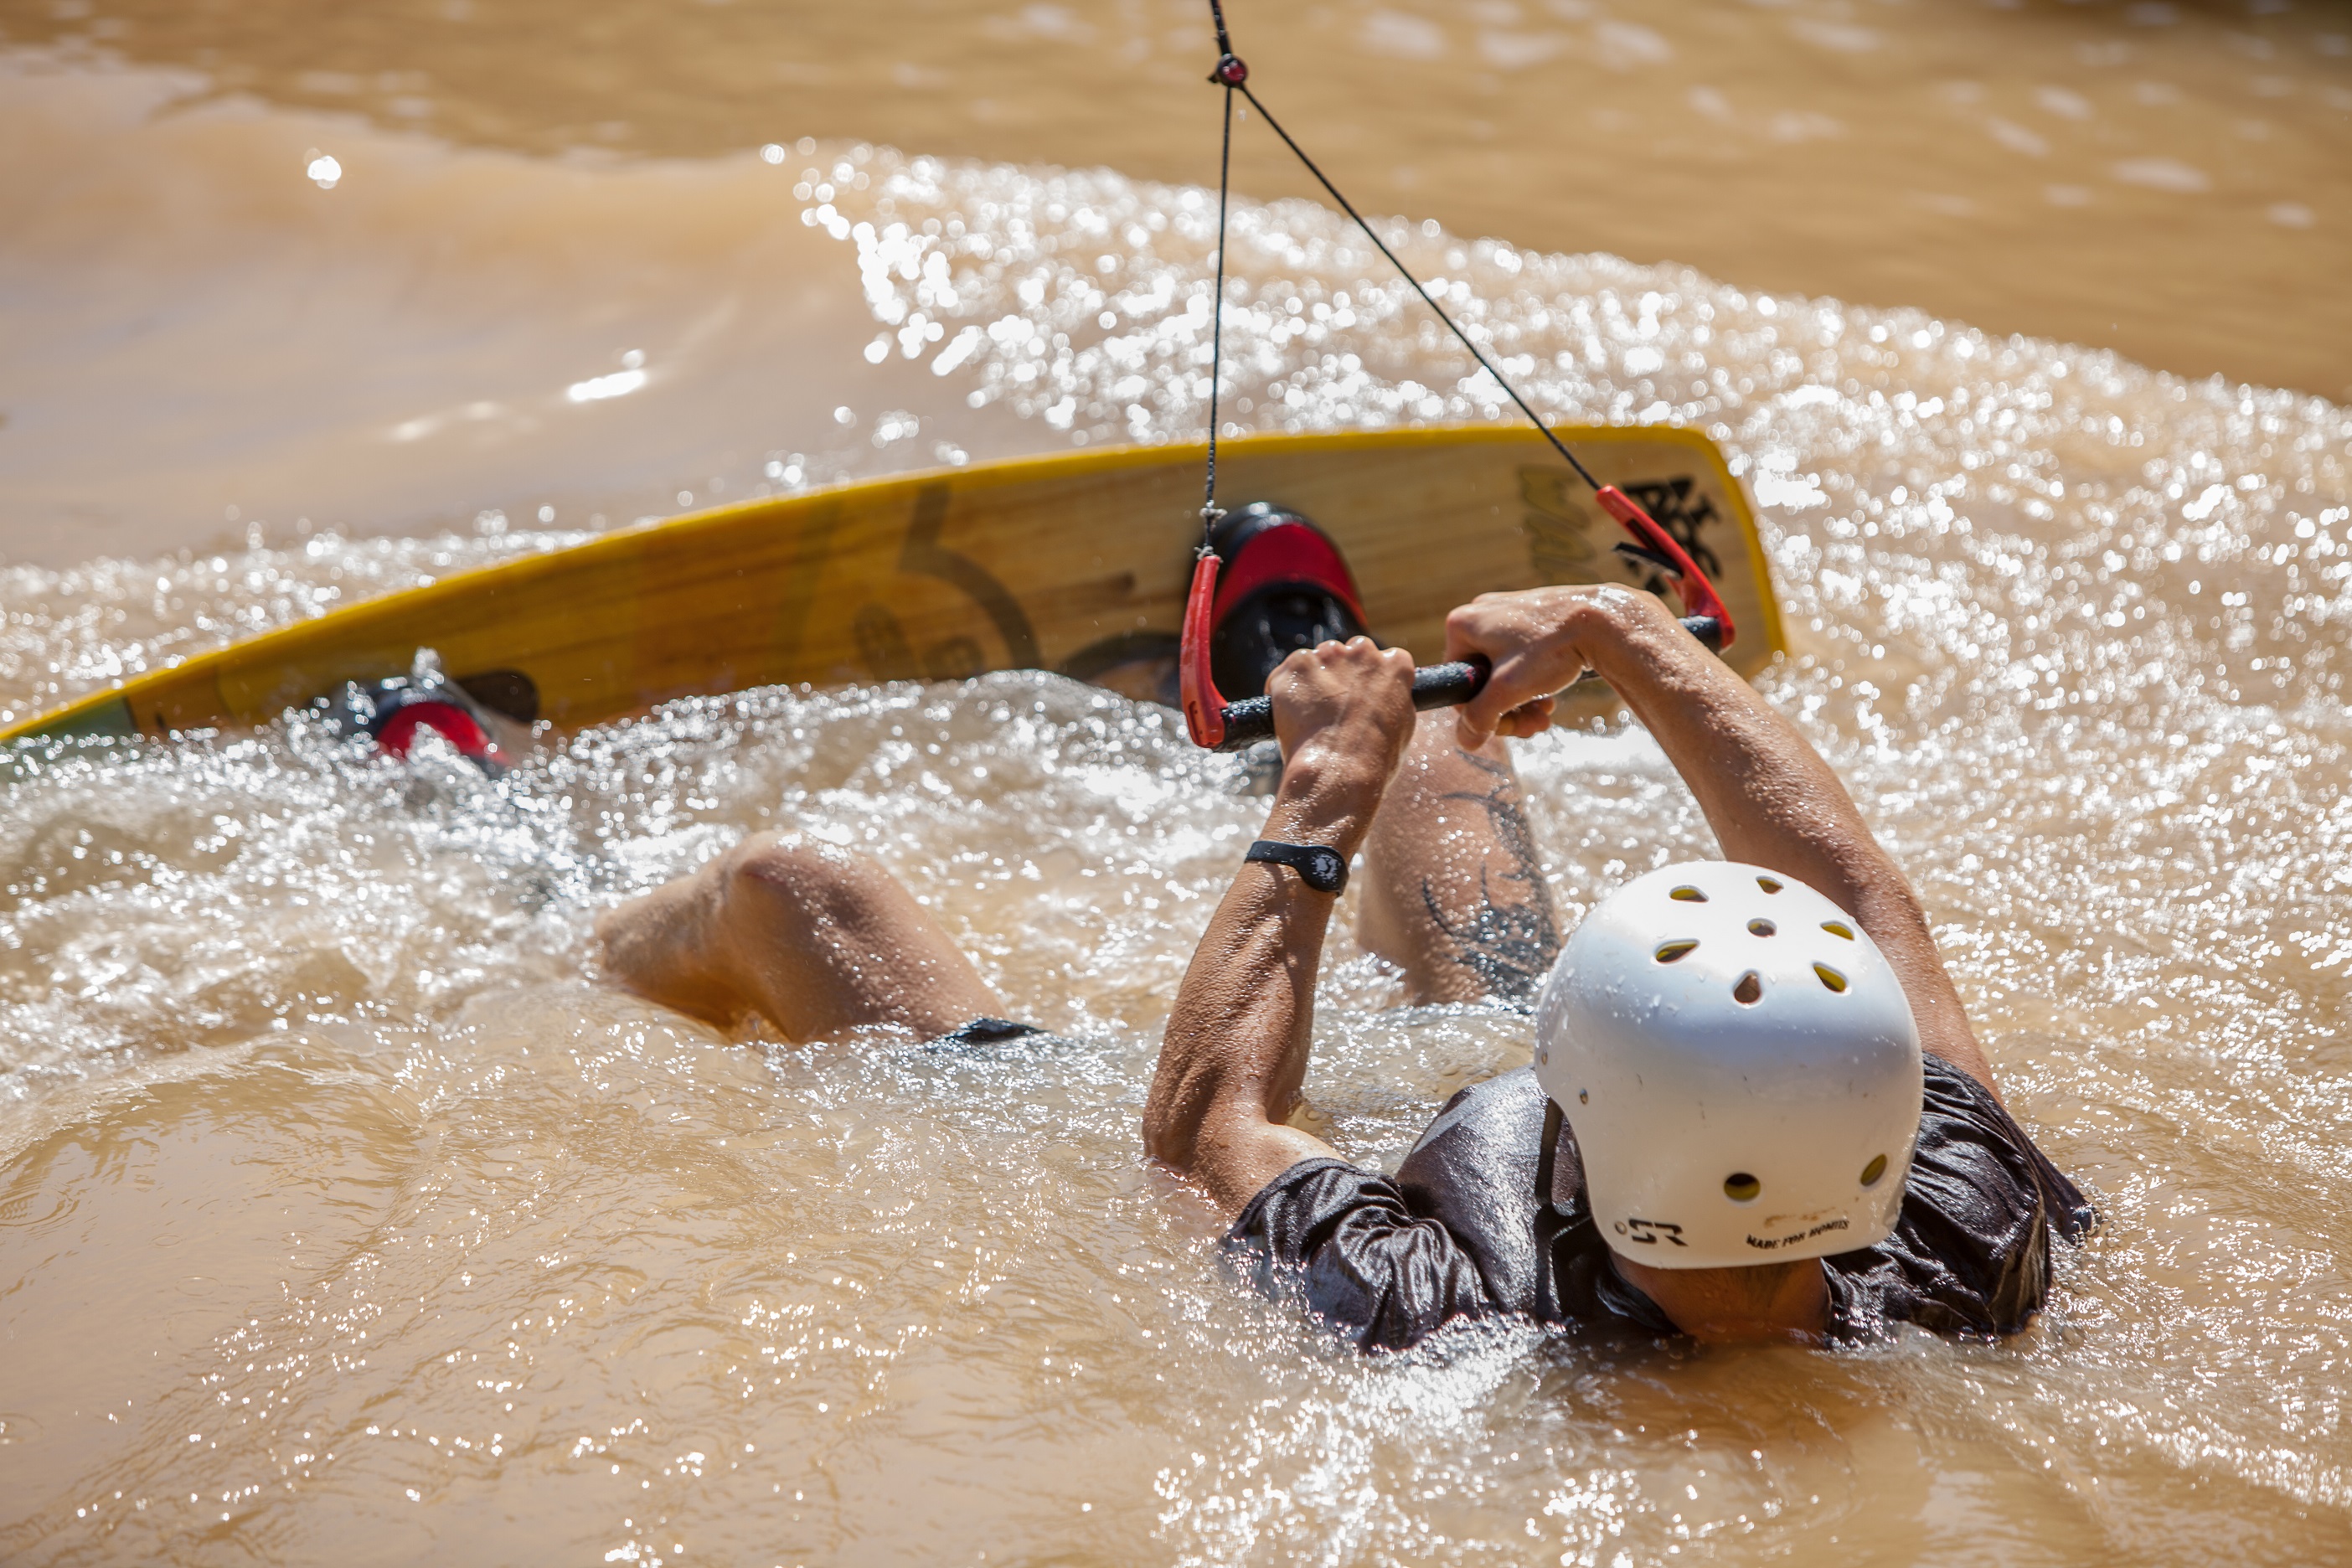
[1144,735,1394,1208]
[1143,867,1336,1188]
[1586,598,1995,1089]
[1585,604,1894,910]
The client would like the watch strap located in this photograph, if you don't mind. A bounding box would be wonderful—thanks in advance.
[1244,838,1349,894]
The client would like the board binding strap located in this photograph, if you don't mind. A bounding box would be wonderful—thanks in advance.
[309,650,532,776]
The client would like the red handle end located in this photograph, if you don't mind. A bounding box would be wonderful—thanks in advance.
[1594,485,1736,651]
[1179,550,1227,748]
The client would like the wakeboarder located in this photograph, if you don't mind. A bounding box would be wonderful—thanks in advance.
[600,511,2089,1348]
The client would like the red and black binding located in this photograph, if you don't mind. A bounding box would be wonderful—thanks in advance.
[1179,502,1453,752]
[312,654,534,776]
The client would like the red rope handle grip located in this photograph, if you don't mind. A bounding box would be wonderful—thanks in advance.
[1180,551,1227,748]
[1594,486,1736,648]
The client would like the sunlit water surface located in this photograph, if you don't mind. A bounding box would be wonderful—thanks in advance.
[4,0,2349,567]
[5,116,2352,1568]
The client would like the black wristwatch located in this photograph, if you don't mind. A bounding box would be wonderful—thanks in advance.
[1245,838,1349,894]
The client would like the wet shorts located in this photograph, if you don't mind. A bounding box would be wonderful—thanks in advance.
[933,1016,1045,1046]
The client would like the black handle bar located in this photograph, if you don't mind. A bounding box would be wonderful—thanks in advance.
[1207,616,1723,753]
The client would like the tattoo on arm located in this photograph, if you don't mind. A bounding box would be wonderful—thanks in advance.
[1420,751,1561,1003]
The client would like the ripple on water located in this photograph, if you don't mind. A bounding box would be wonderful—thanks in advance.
[2,156,2350,1563]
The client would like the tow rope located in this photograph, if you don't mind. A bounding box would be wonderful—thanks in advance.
[1177,0,1735,751]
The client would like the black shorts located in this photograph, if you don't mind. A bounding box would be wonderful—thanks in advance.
[933,1015,1045,1047]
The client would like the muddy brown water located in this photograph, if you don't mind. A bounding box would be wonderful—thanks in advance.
[2,1,2351,1563]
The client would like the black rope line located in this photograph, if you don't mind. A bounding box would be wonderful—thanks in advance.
[1201,79,1235,544]
[1232,81,1602,494]
[1194,0,1604,498]
[1208,0,1237,57]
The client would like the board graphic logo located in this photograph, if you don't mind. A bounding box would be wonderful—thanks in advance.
[1619,477,1724,583]
[1519,469,1723,591]
[854,483,1041,683]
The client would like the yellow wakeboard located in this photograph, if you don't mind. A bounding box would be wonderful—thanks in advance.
[3,425,1782,745]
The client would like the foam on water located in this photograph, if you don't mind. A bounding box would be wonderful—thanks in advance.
[3,151,2351,1563]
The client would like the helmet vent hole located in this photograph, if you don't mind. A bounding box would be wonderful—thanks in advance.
[1732,972,1762,1005]
[1821,921,1855,941]
[1669,885,1708,903]
[1860,1153,1889,1188]
[1654,940,1700,964]
[1814,963,1849,993]
[1723,1173,1761,1203]
[1747,918,1776,936]
[1756,876,1782,894]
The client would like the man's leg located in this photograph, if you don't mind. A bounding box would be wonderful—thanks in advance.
[1355,715,1560,1005]
[596,833,1006,1042]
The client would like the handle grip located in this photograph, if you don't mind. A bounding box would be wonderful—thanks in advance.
[1209,616,1722,751]
[1210,656,1489,752]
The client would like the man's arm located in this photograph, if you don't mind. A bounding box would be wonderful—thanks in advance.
[1447,584,1998,1096]
[1143,637,1419,1215]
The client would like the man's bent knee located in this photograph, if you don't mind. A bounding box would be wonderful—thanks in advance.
[716,835,911,935]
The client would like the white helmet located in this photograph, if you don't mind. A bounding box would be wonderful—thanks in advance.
[1532,861,1923,1269]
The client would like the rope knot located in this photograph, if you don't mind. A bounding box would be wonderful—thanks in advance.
[1210,53,1249,85]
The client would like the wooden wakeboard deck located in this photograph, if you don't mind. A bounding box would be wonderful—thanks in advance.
[4,425,1782,745]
